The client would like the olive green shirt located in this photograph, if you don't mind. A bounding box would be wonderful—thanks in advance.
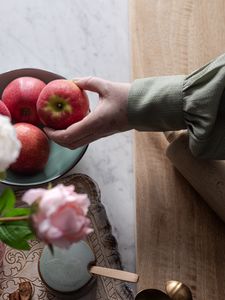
[128,53,225,159]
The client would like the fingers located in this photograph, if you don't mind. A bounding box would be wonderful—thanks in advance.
[44,127,68,147]
[45,126,96,149]
[74,77,109,95]
[61,133,100,150]
[44,112,102,149]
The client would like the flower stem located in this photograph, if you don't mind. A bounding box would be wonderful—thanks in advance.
[0,171,6,180]
[0,216,29,222]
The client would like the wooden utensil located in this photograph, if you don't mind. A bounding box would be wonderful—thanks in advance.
[89,265,139,283]
[165,131,225,223]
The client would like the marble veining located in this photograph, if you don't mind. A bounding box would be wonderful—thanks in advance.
[0,0,135,273]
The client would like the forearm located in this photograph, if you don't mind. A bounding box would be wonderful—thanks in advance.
[128,75,186,131]
[128,53,225,159]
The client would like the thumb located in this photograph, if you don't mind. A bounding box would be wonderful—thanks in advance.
[73,77,107,95]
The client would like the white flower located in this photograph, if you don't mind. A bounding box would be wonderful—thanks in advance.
[0,115,21,172]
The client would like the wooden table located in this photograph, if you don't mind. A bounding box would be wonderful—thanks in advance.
[130,1,225,299]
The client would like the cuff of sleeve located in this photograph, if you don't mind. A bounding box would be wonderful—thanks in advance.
[128,75,186,131]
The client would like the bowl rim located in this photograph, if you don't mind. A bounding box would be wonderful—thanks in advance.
[0,67,66,80]
[0,144,88,187]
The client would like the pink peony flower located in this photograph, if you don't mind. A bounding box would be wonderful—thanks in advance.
[22,184,93,248]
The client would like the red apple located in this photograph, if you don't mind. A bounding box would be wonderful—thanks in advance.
[0,100,11,119]
[10,123,50,175]
[2,77,46,125]
[36,79,89,129]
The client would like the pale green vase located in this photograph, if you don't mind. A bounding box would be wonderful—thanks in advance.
[38,241,97,299]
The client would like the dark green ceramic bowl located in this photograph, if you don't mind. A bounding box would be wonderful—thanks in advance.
[0,68,88,187]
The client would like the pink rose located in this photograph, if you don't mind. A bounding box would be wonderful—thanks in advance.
[22,184,93,248]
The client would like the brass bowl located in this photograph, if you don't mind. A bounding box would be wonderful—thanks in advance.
[135,289,171,300]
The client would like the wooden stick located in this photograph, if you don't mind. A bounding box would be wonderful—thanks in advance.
[166,132,225,222]
[89,265,139,283]
[0,216,29,222]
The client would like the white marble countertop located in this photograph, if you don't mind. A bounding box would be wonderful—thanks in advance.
[0,0,135,273]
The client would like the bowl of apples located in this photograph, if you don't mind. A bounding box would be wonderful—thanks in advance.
[0,68,89,187]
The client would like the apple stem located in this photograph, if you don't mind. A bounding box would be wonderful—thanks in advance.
[0,216,30,222]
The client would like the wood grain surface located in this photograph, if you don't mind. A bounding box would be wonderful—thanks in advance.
[130,1,225,299]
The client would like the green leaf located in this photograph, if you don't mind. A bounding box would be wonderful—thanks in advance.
[0,221,35,250]
[3,207,31,217]
[0,188,15,215]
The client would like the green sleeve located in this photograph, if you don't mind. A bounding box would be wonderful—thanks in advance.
[128,53,225,159]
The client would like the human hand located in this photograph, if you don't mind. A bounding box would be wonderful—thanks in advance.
[44,77,131,149]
